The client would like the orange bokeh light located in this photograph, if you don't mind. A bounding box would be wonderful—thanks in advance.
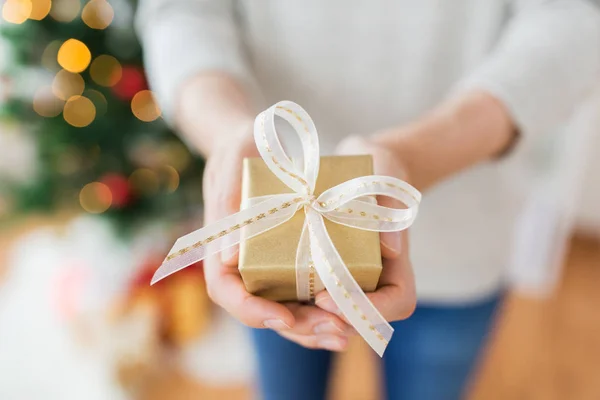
[129,168,159,195]
[57,39,92,73]
[82,0,113,30]
[52,70,85,101]
[131,90,161,122]
[63,95,96,128]
[2,0,32,24]
[79,182,112,213]
[90,55,122,87]
[161,165,180,193]
[29,0,51,20]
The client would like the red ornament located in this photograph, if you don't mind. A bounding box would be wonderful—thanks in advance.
[112,66,148,101]
[101,173,131,208]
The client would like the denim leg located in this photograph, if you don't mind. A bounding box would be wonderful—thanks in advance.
[250,328,333,400]
[382,295,501,400]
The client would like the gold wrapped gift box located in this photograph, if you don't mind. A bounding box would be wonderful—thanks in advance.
[239,155,382,302]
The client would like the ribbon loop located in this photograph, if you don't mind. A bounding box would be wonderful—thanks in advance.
[311,176,421,233]
[254,101,320,195]
[322,199,417,232]
[152,101,422,357]
[315,175,421,212]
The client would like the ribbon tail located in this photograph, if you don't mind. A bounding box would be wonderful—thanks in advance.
[306,208,393,357]
[295,217,312,302]
[152,194,302,285]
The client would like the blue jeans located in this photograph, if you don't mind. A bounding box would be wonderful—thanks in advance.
[251,295,500,400]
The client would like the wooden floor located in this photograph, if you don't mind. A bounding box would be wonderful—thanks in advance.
[2,215,600,399]
[469,235,600,400]
[141,235,600,400]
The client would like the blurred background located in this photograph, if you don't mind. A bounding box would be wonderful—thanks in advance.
[0,1,599,399]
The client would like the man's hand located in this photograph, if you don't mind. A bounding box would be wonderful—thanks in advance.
[315,136,417,324]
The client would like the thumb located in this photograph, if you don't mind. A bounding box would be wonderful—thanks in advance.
[221,244,239,266]
[380,231,402,259]
[377,195,403,259]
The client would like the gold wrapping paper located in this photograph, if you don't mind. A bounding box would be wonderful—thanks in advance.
[239,155,382,301]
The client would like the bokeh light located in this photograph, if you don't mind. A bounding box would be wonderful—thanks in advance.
[161,165,180,193]
[129,168,159,195]
[79,182,112,213]
[82,0,113,29]
[29,0,51,20]
[41,40,62,71]
[112,65,146,101]
[84,89,107,116]
[57,150,83,176]
[127,139,162,168]
[63,95,96,128]
[90,55,122,87]
[52,70,85,101]
[161,142,192,173]
[100,173,130,208]
[50,0,80,22]
[2,0,32,24]
[131,90,161,122]
[57,39,91,73]
[33,86,65,118]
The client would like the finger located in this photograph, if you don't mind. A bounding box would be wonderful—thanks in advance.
[203,158,242,264]
[221,244,239,266]
[315,280,415,323]
[315,235,416,322]
[219,139,261,217]
[277,331,349,352]
[377,195,404,259]
[204,254,294,329]
[373,232,416,320]
[366,282,416,321]
[204,158,243,224]
[380,232,401,260]
[373,236,416,320]
[283,303,352,336]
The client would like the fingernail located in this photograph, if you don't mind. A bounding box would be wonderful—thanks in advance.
[220,246,238,263]
[314,321,345,335]
[315,297,340,315]
[381,232,402,255]
[317,335,347,352]
[263,319,291,330]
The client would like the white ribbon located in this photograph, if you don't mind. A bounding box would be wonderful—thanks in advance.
[151,101,421,356]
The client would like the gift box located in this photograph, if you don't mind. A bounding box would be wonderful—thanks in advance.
[239,155,382,302]
[152,101,421,356]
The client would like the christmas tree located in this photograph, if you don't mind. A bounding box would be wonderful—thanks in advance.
[0,0,204,228]
[0,5,213,391]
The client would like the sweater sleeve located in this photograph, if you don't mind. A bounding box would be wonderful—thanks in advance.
[456,0,600,139]
[135,0,256,122]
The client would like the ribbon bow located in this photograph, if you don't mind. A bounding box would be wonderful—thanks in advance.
[152,101,421,356]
